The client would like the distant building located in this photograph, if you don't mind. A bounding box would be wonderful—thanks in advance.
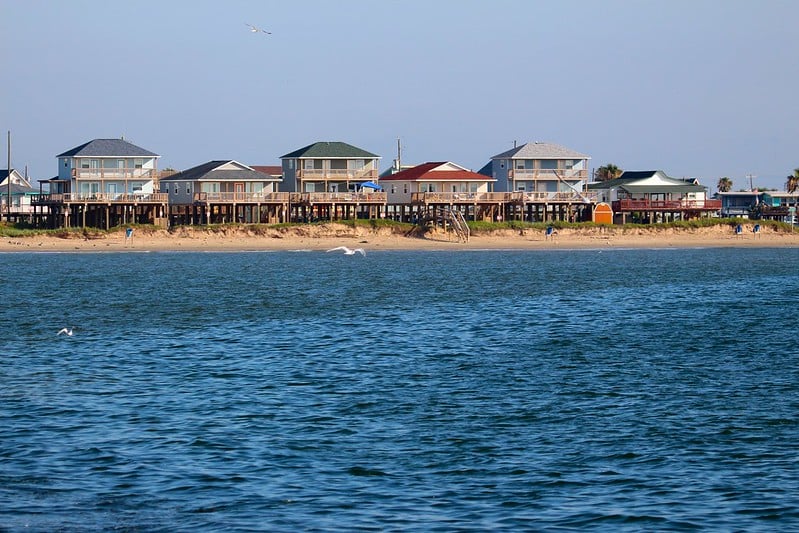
[0,169,37,220]
[280,141,380,193]
[488,142,590,196]
[587,170,719,223]
[50,138,160,197]
[160,160,285,224]
[379,161,495,204]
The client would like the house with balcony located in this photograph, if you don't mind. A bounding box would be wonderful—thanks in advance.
[379,161,505,221]
[160,160,286,224]
[0,169,37,222]
[489,142,591,197]
[586,170,720,223]
[50,138,160,197]
[32,138,167,229]
[280,141,380,193]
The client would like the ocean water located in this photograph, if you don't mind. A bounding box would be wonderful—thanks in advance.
[1,247,798,531]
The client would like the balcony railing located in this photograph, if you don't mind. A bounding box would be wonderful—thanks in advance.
[32,193,169,204]
[411,191,597,203]
[297,169,379,181]
[613,199,722,211]
[71,168,157,180]
[509,169,589,180]
[194,192,291,203]
[412,192,518,203]
[303,192,387,203]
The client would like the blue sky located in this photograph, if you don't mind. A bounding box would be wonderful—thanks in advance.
[2,0,797,191]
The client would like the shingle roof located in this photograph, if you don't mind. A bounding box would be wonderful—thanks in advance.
[250,165,282,176]
[380,162,494,182]
[160,160,279,182]
[57,138,159,158]
[280,141,379,159]
[491,142,589,160]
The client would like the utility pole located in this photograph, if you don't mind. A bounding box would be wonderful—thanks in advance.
[6,131,10,223]
[396,138,401,171]
[747,173,756,191]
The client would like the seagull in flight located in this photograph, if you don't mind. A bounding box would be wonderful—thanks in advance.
[245,23,271,34]
[326,246,366,256]
[57,327,74,336]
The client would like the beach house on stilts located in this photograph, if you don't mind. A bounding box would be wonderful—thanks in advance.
[32,138,167,229]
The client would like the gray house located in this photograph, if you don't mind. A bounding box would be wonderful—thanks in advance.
[160,160,285,224]
[489,142,590,196]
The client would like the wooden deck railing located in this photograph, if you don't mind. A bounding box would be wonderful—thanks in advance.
[509,169,589,180]
[33,193,169,204]
[194,192,291,203]
[297,169,379,180]
[613,199,722,211]
[411,191,598,203]
[303,192,387,203]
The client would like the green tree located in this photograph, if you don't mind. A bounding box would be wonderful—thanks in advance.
[787,168,799,225]
[595,163,622,182]
[786,168,799,194]
[717,177,733,193]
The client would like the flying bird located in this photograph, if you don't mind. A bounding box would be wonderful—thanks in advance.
[245,23,271,34]
[326,246,366,256]
[57,328,73,336]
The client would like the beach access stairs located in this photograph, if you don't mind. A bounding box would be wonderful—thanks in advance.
[418,206,470,242]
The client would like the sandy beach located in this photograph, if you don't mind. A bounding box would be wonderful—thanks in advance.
[1,223,797,253]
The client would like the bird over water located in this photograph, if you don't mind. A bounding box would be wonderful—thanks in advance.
[326,246,366,256]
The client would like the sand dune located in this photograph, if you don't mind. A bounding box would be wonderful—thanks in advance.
[1,223,797,252]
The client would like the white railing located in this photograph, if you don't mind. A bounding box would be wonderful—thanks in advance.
[72,168,157,180]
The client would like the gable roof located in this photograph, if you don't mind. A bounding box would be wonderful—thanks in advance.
[280,141,379,159]
[491,142,590,160]
[160,160,280,182]
[57,138,159,158]
[380,162,495,182]
[0,169,33,188]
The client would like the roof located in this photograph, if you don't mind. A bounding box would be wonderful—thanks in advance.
[491,142,590,160]
[586,170,706,193]
[250,165,282,176]
[380,162,495,182]
[280,141,379,159]
[57,138,159,158]
[0,183,37,196]
[160,160,280,182]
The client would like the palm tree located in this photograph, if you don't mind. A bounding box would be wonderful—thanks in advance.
[786,168,799,194]
[787,168,799,225]
[595,163,622,182]
[717,177,733,193]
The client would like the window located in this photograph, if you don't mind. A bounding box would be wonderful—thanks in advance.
[186,184,191,194]
[391,185,397,194]
[134,159,143,169]
[288,159,294,170]
[174,185,178,194]
[403,184,408,194]
[304,159,315,170]
[81,160,90,169]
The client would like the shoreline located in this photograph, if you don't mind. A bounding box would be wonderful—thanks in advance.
[1,224,798,253]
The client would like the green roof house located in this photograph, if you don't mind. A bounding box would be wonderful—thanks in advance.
[279,141,380,193]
